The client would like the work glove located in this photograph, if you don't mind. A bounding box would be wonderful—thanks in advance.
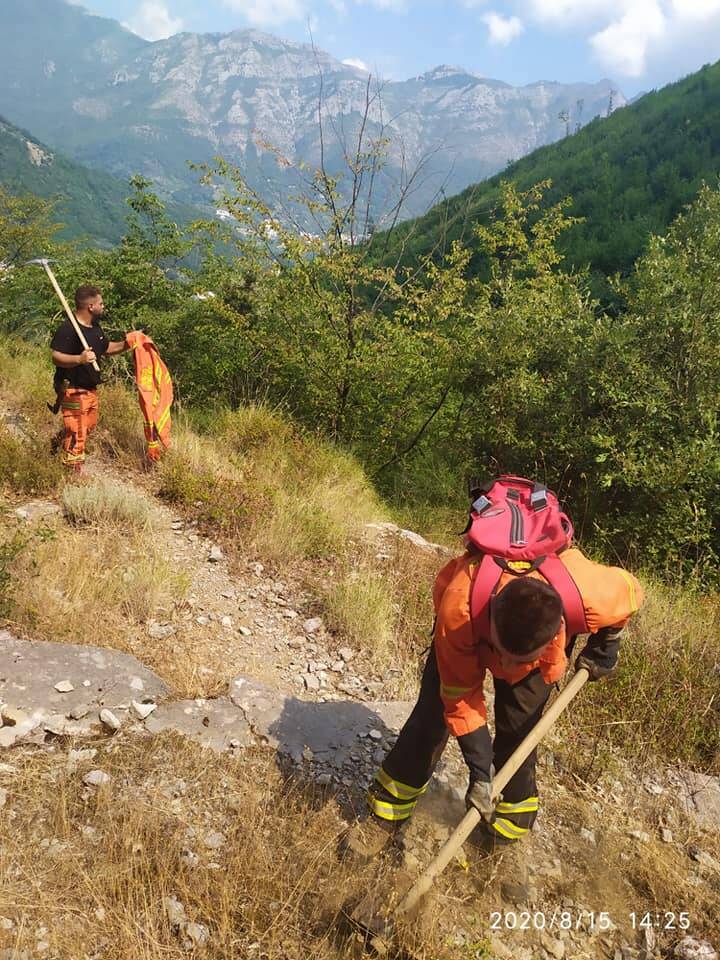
[576,625,623,681]
[457,725,494,819]
[465,779,495,821]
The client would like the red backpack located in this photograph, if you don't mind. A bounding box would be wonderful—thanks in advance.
[464,476,589,641]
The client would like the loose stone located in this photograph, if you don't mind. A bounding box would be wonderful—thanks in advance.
[83,770,111,787]
[100,709,122,731]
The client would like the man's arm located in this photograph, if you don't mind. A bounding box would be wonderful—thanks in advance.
[106,339,129,356]
[560,549,645,682]
[52,348,96,368]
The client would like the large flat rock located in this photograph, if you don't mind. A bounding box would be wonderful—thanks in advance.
[227,674,469,808]
[0,631,169,746]
[231,674,412,761]
[146,697,254,752]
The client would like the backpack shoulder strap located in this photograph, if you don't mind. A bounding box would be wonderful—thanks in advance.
[470,553,504,642]
[538,555,589,637]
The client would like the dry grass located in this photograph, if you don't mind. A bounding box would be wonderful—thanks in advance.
[324,568,397,663]
[0,338,64,497]
[8,518,189,667]
[62,478,156,529]
[568,580,720,774]
[0,424,62,497]
[94,380,151,465]
[536,763,720,948]
[158,406,387,564]
[320,538,441,698]
[0,735,451,960]
[0,335,54,424]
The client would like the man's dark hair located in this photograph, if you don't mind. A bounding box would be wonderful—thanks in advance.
[493,577,563,656]
[74,285,102,310]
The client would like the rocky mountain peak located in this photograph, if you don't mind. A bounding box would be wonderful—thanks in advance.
[0,1,625,220]
[419,64,473,81]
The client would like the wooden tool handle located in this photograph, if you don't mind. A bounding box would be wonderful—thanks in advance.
[44,264,101,373]
[395,668,590,916]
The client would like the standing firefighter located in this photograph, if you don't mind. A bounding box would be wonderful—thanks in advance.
[360,476,644,855]
[50,285,129,472]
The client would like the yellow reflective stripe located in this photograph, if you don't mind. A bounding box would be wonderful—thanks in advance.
[376,768,428,801]
[496,797,539,814]
[61,402,82,410]
[156,407,171,431]
[441,683,473,699]
[492,817,529,840]
[618,570,639,613]
[368,794,417,821]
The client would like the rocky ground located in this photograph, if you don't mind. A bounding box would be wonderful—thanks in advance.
[0,443,718,960]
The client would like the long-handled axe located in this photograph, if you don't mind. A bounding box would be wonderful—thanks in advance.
[26,258,100,373]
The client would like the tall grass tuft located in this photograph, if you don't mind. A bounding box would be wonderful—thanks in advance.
[324,568,397,663]
[62,478,155,529]
[95,381,149,464]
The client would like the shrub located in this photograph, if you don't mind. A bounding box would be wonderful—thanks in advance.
[0,425,62,495]
[62,479,155,530]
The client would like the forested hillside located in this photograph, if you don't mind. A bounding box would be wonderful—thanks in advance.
[0,117,135,246]
[3,156,720,585]
[376,60,720,287]
[0,116,204,247]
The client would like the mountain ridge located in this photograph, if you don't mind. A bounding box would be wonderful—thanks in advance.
[0,0,624,219]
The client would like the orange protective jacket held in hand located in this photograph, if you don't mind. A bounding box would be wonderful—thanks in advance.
[125,332,173,461]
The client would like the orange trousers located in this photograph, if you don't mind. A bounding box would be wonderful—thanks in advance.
[60,388,98,469]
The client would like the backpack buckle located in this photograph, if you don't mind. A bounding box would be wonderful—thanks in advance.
[471,494,492,515]
[531,489,548,511]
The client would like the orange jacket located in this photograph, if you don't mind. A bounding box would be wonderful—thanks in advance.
[434,548,644,737]
[125,332,173,460]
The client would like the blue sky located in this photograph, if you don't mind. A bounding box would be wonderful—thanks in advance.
[81,0,720,96]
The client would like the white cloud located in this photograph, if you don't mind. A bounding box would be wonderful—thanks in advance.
[342,57,371,71]
[123,1,183,40]
[518,0,720,78]
[221,0,305,26]
[482,11,524,44]
[589,0,665,76]
[670,0,720,18]
[354,0,409,10]
[527,0,609,23]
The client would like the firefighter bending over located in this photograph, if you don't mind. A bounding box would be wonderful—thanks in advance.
[358,477,644,855]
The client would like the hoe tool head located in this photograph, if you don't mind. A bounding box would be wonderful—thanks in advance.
[342,888,424,960]
[24,258,57,267]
